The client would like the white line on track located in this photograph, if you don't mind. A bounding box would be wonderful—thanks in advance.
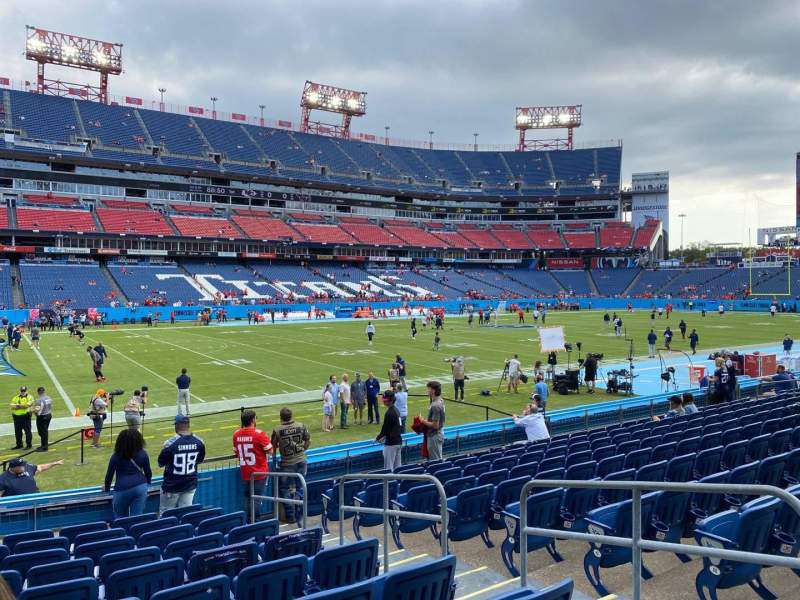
[145,334,306,391]
[23,335,76,415]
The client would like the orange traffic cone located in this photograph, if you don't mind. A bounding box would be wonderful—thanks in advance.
[74,407,81,417]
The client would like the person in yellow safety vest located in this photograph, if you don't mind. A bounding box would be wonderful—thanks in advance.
[10,386,33,450]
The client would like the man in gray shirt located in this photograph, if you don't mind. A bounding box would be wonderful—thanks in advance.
[32,386,52,451]
[419,380,445,460]
[351,372,367,425]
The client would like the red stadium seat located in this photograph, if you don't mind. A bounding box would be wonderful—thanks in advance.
[170,215,244,239]
[16,208,97,233]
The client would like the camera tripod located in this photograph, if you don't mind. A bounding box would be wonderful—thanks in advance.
[497,362,510,393]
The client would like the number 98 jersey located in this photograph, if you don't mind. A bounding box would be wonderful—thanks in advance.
[158,433,206,493]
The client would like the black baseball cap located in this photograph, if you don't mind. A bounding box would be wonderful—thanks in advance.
[382,390,395,401]
[8,458,26,469]
[174,414,190,425]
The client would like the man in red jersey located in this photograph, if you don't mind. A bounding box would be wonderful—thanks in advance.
[233,409,272,520]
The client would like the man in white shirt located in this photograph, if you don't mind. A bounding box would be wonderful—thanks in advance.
[513,404,550,442]
[506,354,522,393]
[338,373,351,429]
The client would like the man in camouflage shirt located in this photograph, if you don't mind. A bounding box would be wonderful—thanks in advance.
[271,408,311,522]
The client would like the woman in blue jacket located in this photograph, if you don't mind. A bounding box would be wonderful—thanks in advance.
[103,428,152,518]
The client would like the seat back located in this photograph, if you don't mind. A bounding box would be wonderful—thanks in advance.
[690,470,730,516]
[14,536,69,554]
[510,462,539,479]
[492,456,518,472]
[477,469,508,488]
[26,557,93,587]
[130,517,180,541]
[2,530,54,553]
[112,512,157,534]
[235,556,307,599]
[160,503,204,521]
[624,448,652,471]
[651,490,692,530]
[107,557,185,600]
[164,532,223,563]
[494,477,530,511]
[757,453,788,487]
[770,429,792,455]
[75,536,135,566]
[1,570,20,596]
[665,454,695,482]
[721,426,743,446]
[565,450,592,468]
[564,461,596,481]
[748,434,771,461]
[402,484,441,516]
[561,484,598,528]
[675,436,701,456]
[306,479,336,515]
[376,555,456,600]
[312,538,378,590]
[636,460,667,483]
[596,455,625,478]
[525,488,564,531]
[599,469,635,505]
[434,467,462,486]
[737,498,782,552]
[225,519,280,546]
[73,527,125,548]
[721,440,748,470]
[18,577,99,600]
[261,527,323,562]
[464,461,492,478]
[488,578,574,600]
[325,480,363,517]
[592,445,616,463]
[187,541,258,582]
[452,485,493,525]
[181,508,224,528]
[444,476,476,499]
[699,432,722,451]
[761,418,783,435]
[302,579,374,600]
[694,446,723,478]
[151,575,230,600]
[196,511,247,536]
[138,524,194,552]
[57,521,107,549]
[1,548,69,579]
[99,546,162,584]
[650,442,677,463]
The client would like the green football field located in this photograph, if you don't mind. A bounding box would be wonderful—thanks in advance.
[0,308,795,492]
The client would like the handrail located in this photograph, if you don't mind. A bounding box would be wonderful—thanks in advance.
[338,472,449,573]
[249,471,308,529]
[518,479,800,599]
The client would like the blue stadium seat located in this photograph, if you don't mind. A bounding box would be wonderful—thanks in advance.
[151,575,230,600]
[489,477,529,533]
[595,455,625,478]
[433,467,463,487]
[196,511,247,536]
[564,461,596,481]
[138,523,194,552]
[13,536,69,554]
[391,484,441,549]
[2,530,53,554]
[488,578,574,600]
[509,462,539,480]
[501,488,565,576]
[106,557,185,600]
[444,476,476,499]
[161,503,204,520]
[181,508,224,528]
[596,469,635,506]
[647,490,693,562]
[58,521,107,549]
[130,516,179,541]
[225,519,280,546]
[676,436,701,456]
[591,445,616,463]
[624,448,652,471]
[492,456,518,472]
[74,536,135,566]
[304,479,335,524]
[99,546,162,584]
[565,450,592,469]
[26,557,93,587]
[18,577,98,600]
[694,498,781,600]
[374,555,456,600]
[444,484,493,548]
[721,440,748,470]
[1,548,68,579]
[302,579,374,600]
[321,480,362,533]
[164,532,223,563]
[309,538,378,592]
[559,482,598,533]
[770,429,792,456]
[187,542,258,582]
[113,512,157,534]
[721,427,743,446]
[353,481,399,541]
[635,460,667,483]
[650,442,677,463]
[261,527,323,562]
[463,460,492,478]
[784,448,800,486]
[583,492,659,596]
[477,469,508,488]
[756,453,788,487]
[73,527,125,548]
[685,471,730,536]
[233,554,307,600]
[665,454,695,482]
[1,570,21,596]
[693,446,724,479]
[747,434,771,462]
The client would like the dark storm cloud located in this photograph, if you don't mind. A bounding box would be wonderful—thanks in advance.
[1,0,798,243]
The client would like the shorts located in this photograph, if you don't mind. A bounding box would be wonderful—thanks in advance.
[323,405,332,416]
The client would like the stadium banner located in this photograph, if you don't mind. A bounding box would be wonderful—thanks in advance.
[188,106,204,115]
[278,120,293,128]
[43,246,90,254]
[217,251,237,258]
[546,257,583,269]
[125,96,143,106]
[539,326,566,353]
[0,245,35,253]
[95,248,121,255]
[0,77,9,86]
[231,112,247,121]
[127,248,168,256]
[335,255,366,262]
[241,252,277,259]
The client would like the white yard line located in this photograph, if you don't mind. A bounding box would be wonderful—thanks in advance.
[145,334,306,391]
[23,335,76,415]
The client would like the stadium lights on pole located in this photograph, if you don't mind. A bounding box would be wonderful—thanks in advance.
[25,25,123,104]
[678,213,687,252]
[429,130,434,150]
[210,97,218,120]
[259,104,266,127]
[515,105,582,151]
[300,80,367,139]
[385,125,390,146]
[158,87,166,112]
[473,132,479,151]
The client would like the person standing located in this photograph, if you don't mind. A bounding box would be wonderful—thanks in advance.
[678,319,687,339]
[0,457,63,497]
[365,371,380,425]
[583,354,598,394]
[176,368,191,417]
[534,375,549,413]
[322,384,333,432]
[124,390,144,430]
[103,429,152,519]
[232,409,273,519]
[351,372,366,426]
[394,382,408,433]
[376,390,402,471]
[388,363,400,390]
[271,408,310,523]
[663,327,673,350]
[328,375,339,428]
[93,342,108,371]
[159,415,205,513]
[365,321,375,345]
[689,329,699,355]
[507,354,521,393]
[647,329,657,358]
[87,346,105,382]
[433,330,441,351]
[395,355,407,390]
[30,323,41,350]
[410,317,417,340]
[418,381,445,460]
[783,334,794,357]
[338,373,351,429]
[452,357,466,401]
[88,389,108,448]
[9,386,33,450]
[32,387,52,452]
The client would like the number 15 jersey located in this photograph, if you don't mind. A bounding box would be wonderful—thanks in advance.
[233,426,273,481]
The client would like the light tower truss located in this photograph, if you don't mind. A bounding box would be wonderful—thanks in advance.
[300,81,366,139]
[25,26,123,104]
[515,105,582,151]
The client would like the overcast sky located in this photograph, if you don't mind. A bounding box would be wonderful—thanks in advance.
[2,0,799,247]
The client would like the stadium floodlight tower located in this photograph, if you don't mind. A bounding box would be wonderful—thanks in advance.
[515,105,582,151]
[25,25,123,104]
[300,80,366,139]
